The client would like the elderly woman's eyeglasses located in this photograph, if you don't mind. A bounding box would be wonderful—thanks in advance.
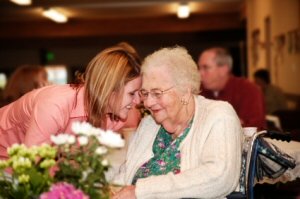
[139,86,175,100]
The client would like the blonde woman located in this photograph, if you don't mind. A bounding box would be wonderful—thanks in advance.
[0,42,142,160]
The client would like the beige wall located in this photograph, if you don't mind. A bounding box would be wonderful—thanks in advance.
[247,0,300,95]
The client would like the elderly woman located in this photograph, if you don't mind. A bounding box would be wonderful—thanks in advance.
[113,46,242,199]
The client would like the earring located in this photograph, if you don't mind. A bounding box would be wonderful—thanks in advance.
[180,98,188,105]
[126,105,132,109]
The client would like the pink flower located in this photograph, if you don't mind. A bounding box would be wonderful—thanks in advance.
[157,160,166,166]
[40,182,89,199]
[158,142,165,148]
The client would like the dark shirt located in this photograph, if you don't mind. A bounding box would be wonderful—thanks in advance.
[264,84,287,114]
[201,75,266,130]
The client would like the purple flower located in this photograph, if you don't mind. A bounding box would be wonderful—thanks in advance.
[158,142,165,148]
[40,182,89,199]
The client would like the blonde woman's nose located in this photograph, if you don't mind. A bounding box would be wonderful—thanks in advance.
[133,92,141,104]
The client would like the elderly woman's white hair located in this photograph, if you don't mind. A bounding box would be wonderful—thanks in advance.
[141,46,200,94]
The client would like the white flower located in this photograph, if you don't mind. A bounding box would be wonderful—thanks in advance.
[81,168,93,181]
[78,136,89,146]
[95,146,108,155]
[72,121,104,137]
[101,159,109,166]
[71,121,93,136]
[67,135,76,144]
[51,134,65,145]
[51,134,75,145]
[96,130,125,148]
[89,127,104,136]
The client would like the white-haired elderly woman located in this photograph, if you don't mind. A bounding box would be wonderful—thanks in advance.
[112,46,242,199]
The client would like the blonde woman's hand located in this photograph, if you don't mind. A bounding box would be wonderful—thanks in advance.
[112,185,136,199]
[105,113,126,132]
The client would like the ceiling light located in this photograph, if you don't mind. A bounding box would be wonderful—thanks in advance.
[177,3,190,19]
[10,0,31,6]
[43,8,68,23]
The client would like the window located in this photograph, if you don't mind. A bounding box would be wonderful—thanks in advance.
[0,73,7,89]
[45,65,68,84]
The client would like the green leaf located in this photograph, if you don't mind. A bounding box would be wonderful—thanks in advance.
[27,169,51,194]
[10,184,30,199]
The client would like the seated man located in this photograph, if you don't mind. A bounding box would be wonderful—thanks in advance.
[254,69,287,114]
[198,47,266,129]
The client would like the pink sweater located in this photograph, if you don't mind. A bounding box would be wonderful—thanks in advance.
[0,84,87,159]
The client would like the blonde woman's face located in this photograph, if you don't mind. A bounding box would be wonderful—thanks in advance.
[109,76,142,120]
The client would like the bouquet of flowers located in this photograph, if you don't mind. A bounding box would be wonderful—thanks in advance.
[0,121,125,199]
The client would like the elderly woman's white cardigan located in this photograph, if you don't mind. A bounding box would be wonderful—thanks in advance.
[114,95,242,199]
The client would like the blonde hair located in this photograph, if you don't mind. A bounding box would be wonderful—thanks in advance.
[142,46,200,94]
[84,42,141,127]
[3,65,48,103]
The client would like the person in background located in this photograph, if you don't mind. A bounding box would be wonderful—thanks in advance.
[198,47,266,129]
[254,69,287,114]
[1,65,48,107]
[113,46,242,199]
[0,42,142,160]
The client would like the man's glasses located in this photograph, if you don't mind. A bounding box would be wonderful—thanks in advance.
[139,86,175,100]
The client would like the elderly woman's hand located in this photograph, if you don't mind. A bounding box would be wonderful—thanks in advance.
[112,185,136,199]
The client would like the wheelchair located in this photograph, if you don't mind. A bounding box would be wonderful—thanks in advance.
[227,130,296,199]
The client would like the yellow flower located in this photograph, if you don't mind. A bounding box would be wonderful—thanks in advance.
[18,174,30,184]
[0,160,8,169]
[40,159,56,169]
[12,157,32,171]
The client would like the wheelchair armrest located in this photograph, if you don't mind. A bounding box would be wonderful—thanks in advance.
[226,192,246,199]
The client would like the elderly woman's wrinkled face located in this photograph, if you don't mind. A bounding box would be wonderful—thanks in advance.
[141,66,183,126]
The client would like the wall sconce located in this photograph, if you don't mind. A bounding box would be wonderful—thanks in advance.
[177,3,190,19]
[43,8,68,23]
[10,0,31,6]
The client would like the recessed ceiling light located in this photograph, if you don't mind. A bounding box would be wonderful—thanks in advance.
[10,0,31,6]
[42,8,68,23]
[177,3,190,19]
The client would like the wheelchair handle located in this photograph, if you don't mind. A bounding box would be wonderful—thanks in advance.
[265,130,291,142]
